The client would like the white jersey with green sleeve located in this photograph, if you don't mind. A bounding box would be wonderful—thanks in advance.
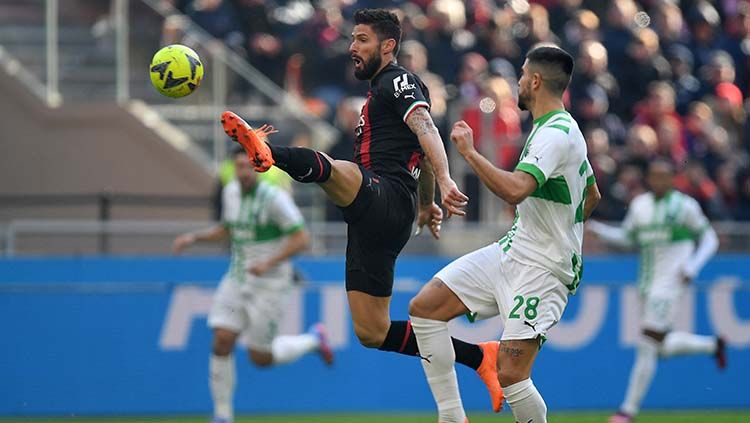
[621,190,710,295]
[499,109,594,293]
[222,180,305,287]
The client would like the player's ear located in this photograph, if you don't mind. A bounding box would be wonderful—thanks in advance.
[532,71,543,91]
[381,38,397,56]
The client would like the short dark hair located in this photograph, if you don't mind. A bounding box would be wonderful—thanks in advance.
[526,46,574,95]
[354,8,402,55]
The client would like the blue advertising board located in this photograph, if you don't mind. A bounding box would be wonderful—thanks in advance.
[0,255,748,415]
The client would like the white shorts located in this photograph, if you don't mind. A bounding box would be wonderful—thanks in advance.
[435,244,569,342]
[641,281,685,333]
[208,275,292,352]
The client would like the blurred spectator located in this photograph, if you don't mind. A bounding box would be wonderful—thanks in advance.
[624,124,659,171]
[400,40,448,124]
[720,1,750,93]
[603,0,638,82]
[665,44,701,114]
[711,82,747,147]
[674,160,729,218]
[620,28,672,116]
[698,50,738,99]
[652,0,688,50]
[687,0,723,70]
[633,82,684,147]
[560,9,601,56]
[570,40,620,111]
[163,0,244,51]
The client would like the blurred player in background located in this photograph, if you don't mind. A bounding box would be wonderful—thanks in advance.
[172,148,333,423]
[588,159,726,423]
[408,46,601,423]
[220,8,505,413]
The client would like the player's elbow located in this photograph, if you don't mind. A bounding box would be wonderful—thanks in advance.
[504,184,531,205]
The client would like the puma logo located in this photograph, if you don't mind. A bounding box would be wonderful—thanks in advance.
[524,321,537,331]
[404,93,416,100]
[417,353,432,363]
[297,168,313,180]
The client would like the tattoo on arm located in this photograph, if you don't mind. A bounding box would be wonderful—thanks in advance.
[498,341,524,358]
[406,107,439,138]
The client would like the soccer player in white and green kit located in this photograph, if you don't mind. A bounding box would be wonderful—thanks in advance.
[408,46,601,423]
[588,159,726,423]
[172,148,334,423]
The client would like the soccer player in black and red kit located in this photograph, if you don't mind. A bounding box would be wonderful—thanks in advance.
[221,8,503,413]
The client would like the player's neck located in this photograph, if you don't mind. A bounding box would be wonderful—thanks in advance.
[369,58,396,83]
[530,95,565,123]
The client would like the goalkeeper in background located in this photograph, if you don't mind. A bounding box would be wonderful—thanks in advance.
[173,147,333,423]
[588,159,726,423]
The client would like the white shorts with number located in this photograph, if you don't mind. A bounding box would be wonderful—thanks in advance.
[435,243,569,342]
[641,279,685,333]
[208,275,292,352]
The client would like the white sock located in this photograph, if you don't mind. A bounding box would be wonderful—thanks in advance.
[271,334,319,365]
[661,332,717,357]
[504,378,547,423]
[410,316,466,423]
[621,337,659,416]
[209,353,235,419]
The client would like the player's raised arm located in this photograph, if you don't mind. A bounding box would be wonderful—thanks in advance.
[406,108,468,217]
[449,120,538,205]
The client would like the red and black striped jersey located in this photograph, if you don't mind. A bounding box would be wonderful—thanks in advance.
[354,63,430,193]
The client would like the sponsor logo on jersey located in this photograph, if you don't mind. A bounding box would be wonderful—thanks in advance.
[392,73,417,98]
[355,114,365,137]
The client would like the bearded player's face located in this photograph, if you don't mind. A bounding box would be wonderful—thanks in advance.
[517,60,533,111]
[350,24,384,81]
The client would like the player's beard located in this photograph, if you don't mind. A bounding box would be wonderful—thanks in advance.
[354,51,383,81]
[517,90,531,111]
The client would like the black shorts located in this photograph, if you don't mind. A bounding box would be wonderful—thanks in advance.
[341,166,416,297]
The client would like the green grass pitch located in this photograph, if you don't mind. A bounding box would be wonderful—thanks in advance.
[4,412,749,423]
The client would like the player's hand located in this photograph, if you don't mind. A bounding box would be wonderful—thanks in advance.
[172,233,195,255]
[438,177,469,218]
[416,202,443,239]
[450,120,477,157]
[248,260,274,276]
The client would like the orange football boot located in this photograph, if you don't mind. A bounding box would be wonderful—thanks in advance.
[220,111,276,172]
[477,341,504,412]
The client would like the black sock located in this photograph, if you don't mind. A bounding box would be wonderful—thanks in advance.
[268,145,331,183]
[451,337,484,370]
[378,320,484,370]
[378,320,419,355]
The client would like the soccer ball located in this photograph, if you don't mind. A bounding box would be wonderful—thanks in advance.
[149,44,203,98]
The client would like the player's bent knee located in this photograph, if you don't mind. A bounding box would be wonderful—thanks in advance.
[352,324,386,348]
[407,296,426,317]
[498,366,530,388]
[212,335,236,356]
[248,349,273,367]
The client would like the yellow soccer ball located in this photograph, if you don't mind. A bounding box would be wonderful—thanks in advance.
[149,44,204,98]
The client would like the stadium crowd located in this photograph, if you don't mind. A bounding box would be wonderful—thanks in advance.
[165,0,750,221]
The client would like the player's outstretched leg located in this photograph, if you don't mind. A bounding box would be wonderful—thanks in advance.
[611,335,660,423]
[222,111,331,182]
[210,328,238,423]
[263,323,334,366]
[660,331,724,368]
[408,279,504,415]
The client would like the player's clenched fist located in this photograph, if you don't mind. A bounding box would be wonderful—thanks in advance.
[450,120,476,157]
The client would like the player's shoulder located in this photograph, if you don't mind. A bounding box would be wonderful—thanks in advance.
[375,63,421,92]
[674,190,703,211]
[630,192,652,207]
